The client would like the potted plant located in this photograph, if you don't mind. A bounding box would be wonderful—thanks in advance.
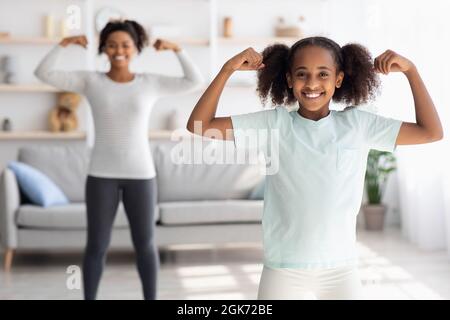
[363,150,397,230]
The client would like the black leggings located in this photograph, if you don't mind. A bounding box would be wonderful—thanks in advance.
[83,175,159,300]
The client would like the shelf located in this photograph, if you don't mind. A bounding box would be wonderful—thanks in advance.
[0,36,60,45]
[0,131,86,140]
[0,36,296,47]
[0,36,297,47]
[218,37,300,45]
[0,84,62,93]
[0,36,298,46]
[88,36,210,47]
[0,130,192,141]
[166,37,209,46]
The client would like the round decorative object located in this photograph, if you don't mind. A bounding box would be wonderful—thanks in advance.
[95,7,123,33]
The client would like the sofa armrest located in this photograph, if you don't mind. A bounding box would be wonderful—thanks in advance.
[0,168,20,249]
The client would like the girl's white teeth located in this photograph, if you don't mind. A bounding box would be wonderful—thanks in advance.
[304,92,322,98]
[114,56,126,61]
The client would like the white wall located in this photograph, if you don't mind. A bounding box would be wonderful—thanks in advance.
[359,0,450,250]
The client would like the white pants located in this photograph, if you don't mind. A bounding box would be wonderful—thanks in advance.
[257,265,364,300]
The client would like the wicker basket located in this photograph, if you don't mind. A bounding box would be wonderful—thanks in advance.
[275,17,304,38]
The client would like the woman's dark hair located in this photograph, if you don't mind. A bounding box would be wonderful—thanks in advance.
[257,36,380,106]
[98,19,149,54]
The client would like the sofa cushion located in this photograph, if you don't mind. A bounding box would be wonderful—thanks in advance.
[153,140,264,202]
[158,200,263,225]
[17,203,160,229]
[18,146,89,202]
[8,161,69,207]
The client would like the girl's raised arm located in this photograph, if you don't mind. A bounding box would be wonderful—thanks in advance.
[186,48,264,140]
[374,50,443,145]
[151,39,204,95]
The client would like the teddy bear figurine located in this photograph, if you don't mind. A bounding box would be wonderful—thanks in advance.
[49,92,81,132]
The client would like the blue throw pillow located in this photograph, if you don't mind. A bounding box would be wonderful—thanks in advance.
[7,161,69,207]
[249,179,265,200]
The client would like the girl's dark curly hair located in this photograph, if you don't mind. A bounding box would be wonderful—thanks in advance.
[257,36,380,106]
[98,20,149,54]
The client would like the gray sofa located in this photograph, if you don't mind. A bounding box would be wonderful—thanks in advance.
[0,138,264,271]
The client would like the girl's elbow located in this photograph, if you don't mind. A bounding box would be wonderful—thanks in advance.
[186,118,200,134]
[429,130,444,142]
[186,119,210,137]
[434,131,444,141]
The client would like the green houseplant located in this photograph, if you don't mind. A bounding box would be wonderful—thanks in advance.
[363,150,397,230]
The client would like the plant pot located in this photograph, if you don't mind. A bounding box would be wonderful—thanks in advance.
[362,204,387,231]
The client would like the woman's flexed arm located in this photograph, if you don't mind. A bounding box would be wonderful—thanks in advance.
[59,35,88,48]
[34,35,89,93]
[186,48,264,140]
[151,39,204,95]
[374,50,443,145]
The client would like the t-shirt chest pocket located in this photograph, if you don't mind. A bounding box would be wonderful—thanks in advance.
[336,147,360,172]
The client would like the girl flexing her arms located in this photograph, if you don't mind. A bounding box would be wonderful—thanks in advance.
[187,37,442,299]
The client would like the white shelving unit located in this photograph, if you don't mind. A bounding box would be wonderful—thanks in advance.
[0,0,93,140]
[0,0,303,140]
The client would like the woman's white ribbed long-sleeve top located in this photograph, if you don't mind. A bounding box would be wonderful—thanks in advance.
[35,45,203,179]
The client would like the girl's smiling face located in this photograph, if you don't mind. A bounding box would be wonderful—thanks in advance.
[104,31,137,68]
[287,45,344,113]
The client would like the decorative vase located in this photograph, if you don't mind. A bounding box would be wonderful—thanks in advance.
[2,118,12,131]
[223,17,233,38]
[2,56,17,73]
[60,18,69,38]
[2,56,18,84]
[44,14,55,38]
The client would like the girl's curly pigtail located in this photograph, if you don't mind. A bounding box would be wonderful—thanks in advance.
[257,44,295,106]
[333,43,380,106]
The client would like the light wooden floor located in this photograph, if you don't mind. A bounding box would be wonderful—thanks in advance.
[1,228,449,300]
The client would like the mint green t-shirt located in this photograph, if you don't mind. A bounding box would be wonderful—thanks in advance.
[231,107,402,269]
